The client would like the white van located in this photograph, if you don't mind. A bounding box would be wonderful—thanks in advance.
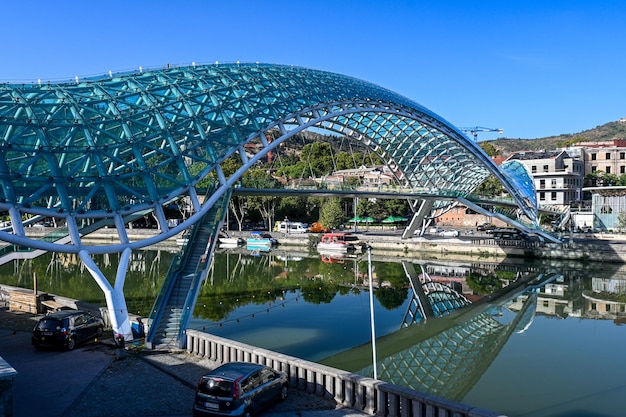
[277,221,308,234]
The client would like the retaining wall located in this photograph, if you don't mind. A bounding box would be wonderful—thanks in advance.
[270,232,626,263]
[185,329,506,417]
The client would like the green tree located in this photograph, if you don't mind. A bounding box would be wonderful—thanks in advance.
[243,168,282,230]
[383,199,409,217]
[335,151,356,170]
[301,142,335,176]
[474,176,504,197]
[479,142,500,157]
[319,198,344,230]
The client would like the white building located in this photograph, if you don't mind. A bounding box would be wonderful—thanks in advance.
[504,150,584,206]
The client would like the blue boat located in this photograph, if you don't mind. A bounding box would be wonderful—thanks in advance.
[246,231,278,247]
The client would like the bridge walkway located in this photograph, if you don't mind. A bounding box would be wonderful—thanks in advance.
[146,190,230,350]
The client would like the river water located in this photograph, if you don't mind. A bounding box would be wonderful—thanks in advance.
[1,247,624,417]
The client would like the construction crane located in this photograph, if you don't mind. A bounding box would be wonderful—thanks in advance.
[459,126,503,142]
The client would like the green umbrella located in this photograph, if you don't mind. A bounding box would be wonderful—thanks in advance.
[348,216,362,222]
[360,216,375,223]
[382,216,406,223]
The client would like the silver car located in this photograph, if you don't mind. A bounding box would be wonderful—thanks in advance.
[193,362,288,417]
[439,229,460,237]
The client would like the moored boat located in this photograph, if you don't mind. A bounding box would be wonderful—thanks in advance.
[316,232,361,253]
[218,232,244,246]
[246,231,278,247]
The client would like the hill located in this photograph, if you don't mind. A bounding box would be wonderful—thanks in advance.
[483,119,626,155]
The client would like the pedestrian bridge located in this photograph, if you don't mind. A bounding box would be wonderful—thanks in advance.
[0,62,542,341]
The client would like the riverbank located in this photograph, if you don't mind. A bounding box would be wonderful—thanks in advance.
[227,229,626,263]
[27,226,626,263]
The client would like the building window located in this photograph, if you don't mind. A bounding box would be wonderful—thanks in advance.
[620,152,625,159]
[606,166,611,174]
[591,303,597,310]
[551,179,557,187]
[606,305,611,312]
[621,166,625,174]
[539,192,545,201]
[591,153,597,160]
[539,179,545,189]
[543,165,549,172]
[551,192,557,201]
[592,166,597,172]
[606,152,611,160]
[531,165,537,173]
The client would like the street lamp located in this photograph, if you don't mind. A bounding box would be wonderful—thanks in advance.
[367,245,378,379]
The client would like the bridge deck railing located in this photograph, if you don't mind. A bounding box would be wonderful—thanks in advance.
[185,329,505,417]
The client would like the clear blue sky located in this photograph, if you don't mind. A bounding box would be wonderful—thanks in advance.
[3,0,626,140]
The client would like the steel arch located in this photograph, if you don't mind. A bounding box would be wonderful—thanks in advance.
[0,63,537,254]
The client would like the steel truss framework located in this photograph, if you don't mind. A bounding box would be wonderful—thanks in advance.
[0,62,538,339]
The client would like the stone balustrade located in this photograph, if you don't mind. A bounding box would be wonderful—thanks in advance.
[185,329,506,417]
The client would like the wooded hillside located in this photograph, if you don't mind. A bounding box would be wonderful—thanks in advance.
[483,119,626,155]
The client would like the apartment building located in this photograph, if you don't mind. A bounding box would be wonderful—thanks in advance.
[504,150,584,206]
[576,139,626,176]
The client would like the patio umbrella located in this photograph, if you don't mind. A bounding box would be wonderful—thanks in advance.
[360,216,375,223]
[381,216,406,223]
[348,216,362,223]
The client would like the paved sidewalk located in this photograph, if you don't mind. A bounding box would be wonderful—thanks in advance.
[0,307,369,417]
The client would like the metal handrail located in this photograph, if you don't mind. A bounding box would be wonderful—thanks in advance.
[145,186,215,345]
[177,189,231,346]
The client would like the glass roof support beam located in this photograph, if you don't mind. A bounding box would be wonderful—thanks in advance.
[79,248,133,343]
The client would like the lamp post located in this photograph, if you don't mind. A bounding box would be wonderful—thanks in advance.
[367,245,378,379]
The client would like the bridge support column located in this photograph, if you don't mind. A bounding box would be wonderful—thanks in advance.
[402,199,434,238]
[79,248,133,342]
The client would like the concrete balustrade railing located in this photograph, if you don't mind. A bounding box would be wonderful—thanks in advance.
[185,329,506,417]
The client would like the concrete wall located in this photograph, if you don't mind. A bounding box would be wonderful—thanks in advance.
[270,232,626,263]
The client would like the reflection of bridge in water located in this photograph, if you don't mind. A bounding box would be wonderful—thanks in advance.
[321,263,559,401]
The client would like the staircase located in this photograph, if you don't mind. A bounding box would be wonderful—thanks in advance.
[146,191,230,350]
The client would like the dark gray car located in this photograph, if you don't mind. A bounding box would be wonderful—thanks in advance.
[32,310,104,350]
[193,362,288,417]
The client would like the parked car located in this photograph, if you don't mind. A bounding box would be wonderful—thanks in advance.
[439,229,460,237]
[429,227,444,234]
[32,310,104,350]
[476,223,496,232]
[193,362,288,417]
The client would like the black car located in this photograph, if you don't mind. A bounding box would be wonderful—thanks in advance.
[32,310,104,350]
[193,362,288,417]
[477,222,496,232]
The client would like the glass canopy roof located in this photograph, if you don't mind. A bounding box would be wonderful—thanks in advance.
[0,63,537,252]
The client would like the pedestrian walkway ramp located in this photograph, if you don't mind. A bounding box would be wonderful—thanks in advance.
[146,189,230,350]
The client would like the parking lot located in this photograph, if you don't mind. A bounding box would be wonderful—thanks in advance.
[0,307,366,417]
